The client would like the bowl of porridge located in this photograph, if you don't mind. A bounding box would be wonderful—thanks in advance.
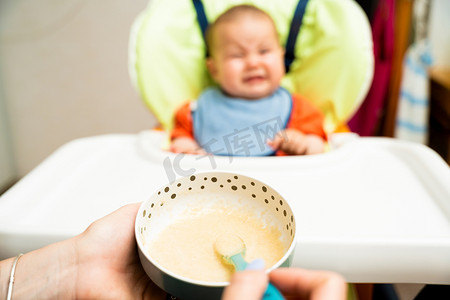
[135,172,296,300]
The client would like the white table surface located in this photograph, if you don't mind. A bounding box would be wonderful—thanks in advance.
[1,131,450,284]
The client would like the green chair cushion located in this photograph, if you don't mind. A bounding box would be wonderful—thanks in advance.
[131,0,373,132]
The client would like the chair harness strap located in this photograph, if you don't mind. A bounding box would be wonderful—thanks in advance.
[192,0,209,57]
[285,0,309,73]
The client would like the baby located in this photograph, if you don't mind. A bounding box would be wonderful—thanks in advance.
[171,4,326,156]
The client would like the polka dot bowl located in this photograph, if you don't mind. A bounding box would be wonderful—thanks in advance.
[135,171,296,300]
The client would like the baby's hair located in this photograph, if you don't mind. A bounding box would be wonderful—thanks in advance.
[205,4,278,56]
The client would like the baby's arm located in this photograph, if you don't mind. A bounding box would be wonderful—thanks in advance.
[170,102,206,155]
[268,129,325,155]
[170,137,207,155]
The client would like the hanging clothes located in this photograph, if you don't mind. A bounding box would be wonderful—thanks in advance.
[394,40,433,143]
[394,0,433,144]
[348,0,395,136]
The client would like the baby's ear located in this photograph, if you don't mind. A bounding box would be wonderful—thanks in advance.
[206,57,217,79]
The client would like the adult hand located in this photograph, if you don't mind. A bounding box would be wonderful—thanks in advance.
[222,269,269,300]
[222,267,347,300]
[1,203,166,300]
[74,203,166,299]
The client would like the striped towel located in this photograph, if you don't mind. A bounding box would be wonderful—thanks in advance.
[394,40,433,144]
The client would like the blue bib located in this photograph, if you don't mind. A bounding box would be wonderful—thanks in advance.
[192,87,292,156]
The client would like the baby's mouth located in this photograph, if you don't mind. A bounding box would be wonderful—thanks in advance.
[244,75,265,84]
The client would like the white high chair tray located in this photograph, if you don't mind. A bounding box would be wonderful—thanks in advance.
[1,131,449,284]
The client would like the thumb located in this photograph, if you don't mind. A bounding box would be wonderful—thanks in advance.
[221,260,268,300]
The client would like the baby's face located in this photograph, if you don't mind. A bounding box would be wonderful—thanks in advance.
[207,15,285,100]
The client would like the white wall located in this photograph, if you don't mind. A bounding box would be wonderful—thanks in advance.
[0,0,157,177]
[0,84,16,190]
[429,0,450,67]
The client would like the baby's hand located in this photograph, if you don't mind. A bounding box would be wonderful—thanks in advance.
[170,137,207,155]
[267,129,324,155]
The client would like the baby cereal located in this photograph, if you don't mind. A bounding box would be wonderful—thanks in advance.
[147,207,284,282]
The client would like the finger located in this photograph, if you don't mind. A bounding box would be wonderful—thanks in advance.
[269,268,347,300]
[291,143,307,155]
[170,145,183,153]
[268,132,286,150]
[274,130,294,152]
[279,135,308,155]
[193,148,207,155]
[275,139,300,155]
[81,203,141,249]
[281,141,296,154]
[222,270,268,300]
[267,140,281,151]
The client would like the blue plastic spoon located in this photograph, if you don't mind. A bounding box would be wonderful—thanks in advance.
[214,234,285,300]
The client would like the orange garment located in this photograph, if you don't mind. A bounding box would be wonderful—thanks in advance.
[171,94,326,156]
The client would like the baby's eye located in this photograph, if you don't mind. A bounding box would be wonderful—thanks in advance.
[259,48,271,55]
[229,53,244,58]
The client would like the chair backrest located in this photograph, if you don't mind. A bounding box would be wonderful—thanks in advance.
[129,0,374,133]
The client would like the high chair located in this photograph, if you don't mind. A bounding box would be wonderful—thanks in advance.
[129,0,374,135]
